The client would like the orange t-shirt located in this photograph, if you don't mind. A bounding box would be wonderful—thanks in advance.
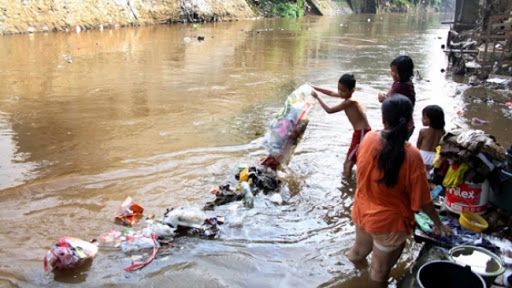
[352,131,431,234]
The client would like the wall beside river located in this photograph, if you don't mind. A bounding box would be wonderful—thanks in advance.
[0,0,256,35]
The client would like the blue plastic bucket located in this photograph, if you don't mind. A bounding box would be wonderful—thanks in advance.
[417,260,486,288]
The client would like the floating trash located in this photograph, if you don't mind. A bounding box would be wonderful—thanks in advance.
[44,237,98,272]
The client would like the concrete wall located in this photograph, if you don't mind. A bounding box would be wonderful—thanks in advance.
[309,0,352,15]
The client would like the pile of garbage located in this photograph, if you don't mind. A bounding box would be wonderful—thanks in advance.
[44,197,225,273]
[412,128,512,286]
[429,129,510,215]
[415,128,512,252]
[204,164,281,210]
[44,84,315,276]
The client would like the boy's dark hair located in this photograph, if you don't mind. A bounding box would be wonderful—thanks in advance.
[378,95,413,187]
[422,105,445,130]
[338,74,356,91]
[391,55,414,83]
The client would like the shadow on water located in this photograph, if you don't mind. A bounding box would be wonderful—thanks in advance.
[0,12,497,287]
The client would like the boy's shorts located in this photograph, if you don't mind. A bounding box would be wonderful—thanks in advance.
[346,128,371,163]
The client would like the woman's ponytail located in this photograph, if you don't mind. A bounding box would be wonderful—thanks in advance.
[378,95,413,187]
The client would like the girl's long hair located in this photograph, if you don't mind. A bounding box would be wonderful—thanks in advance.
[391,55,414,83]
[378,94,413,187]
[422,105,445,129]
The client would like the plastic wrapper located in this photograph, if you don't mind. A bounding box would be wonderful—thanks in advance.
[120,234,159,254]
[44,237,98,272]
[115,196,144,226]
[162,206,207,229]
[262,84,315,169]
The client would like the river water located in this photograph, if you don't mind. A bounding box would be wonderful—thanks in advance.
[0,13,510,288]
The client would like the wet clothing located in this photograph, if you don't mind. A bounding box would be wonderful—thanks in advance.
[420,149,436,168]
[356,225,409,251]
[347,128,371,163]
[352,131,431,235]
[390,81,416,107]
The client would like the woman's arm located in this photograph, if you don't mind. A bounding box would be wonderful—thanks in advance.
[421,201,451,236]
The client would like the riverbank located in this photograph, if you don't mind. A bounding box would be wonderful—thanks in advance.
[0,0,256,35]
[0,0,350,35]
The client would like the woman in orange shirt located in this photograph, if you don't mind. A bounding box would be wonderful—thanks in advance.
[346,95,450,287]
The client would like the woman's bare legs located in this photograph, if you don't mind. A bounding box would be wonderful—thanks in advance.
[346,226,373,265]
[368,241,406,287]
[347,227,406,287]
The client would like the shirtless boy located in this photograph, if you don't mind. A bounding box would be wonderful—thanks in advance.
[311,74,371,180]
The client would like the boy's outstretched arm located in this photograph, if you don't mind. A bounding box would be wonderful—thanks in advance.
[311,91,349,114]
[311,85,340,98]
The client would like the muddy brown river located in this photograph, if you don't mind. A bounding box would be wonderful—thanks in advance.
[0,13,510,288]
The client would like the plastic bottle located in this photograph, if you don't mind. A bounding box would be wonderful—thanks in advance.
[120,236,158,254]
[240,181,254,208]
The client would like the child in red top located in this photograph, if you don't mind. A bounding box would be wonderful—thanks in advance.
[378,55,416,107]
[311,74,371,180]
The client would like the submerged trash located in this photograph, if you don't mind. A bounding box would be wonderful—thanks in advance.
[241,181,254,208]
[204,165,281,210]
[121,233,159,272]
[63,54,73,64]
[97,220,175,272]
[98,230,122,246]
[144,221,175,238]
[163,206,223,238]
[121,233,159,254]
[204,184,243,210]
[471,117,490,126]
[163,206,207,229]
[269,193,283,205]
[44,237,98,272]
[115,197,144,226]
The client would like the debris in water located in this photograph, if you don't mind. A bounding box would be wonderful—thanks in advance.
[471,117,490,126]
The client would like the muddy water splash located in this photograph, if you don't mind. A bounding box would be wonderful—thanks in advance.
[0,14,494,287]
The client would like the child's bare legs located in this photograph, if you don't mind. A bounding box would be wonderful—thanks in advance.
[342,159,355,180]
[346,226,372,265]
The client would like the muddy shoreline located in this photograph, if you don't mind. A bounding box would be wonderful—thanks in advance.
[0,0,256,35]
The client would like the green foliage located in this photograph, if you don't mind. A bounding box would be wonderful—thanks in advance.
[260,0,305,18]
[386,0,444,9]
[390,0,410,7]
[431,0,442,8]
